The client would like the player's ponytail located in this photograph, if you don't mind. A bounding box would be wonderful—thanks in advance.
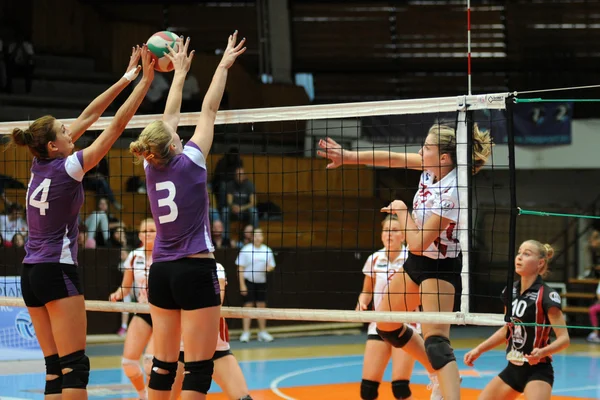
[472,124,493,175]
[526,240,554,278]
[130,120,173,166]
[10,115,56,159]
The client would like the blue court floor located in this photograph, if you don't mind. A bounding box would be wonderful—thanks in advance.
[0,333,598,399]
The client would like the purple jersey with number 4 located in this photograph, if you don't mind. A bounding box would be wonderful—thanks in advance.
[24,151,85,265]
[145,141,214,262]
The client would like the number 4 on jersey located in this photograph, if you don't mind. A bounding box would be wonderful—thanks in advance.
[29,178,51,215]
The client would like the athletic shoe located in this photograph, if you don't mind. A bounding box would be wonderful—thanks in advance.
[240,331,251,343]
[258,330,274,342]
[117,327,127,337]
[587,332,600,343]
[427,374,443,400]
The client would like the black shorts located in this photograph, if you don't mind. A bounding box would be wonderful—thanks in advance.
[367,334,384,342]
[21,263,83,307]
[179,349,232,363]
[242,279,267,303]
[148,258,220,310]
[402,253,462,292]
[498,362,554,393]
[134,313,152,327]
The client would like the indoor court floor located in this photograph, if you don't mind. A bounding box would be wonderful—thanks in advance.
[0,328,598,400]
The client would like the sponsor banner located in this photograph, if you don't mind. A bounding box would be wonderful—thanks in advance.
[0,276,42,361]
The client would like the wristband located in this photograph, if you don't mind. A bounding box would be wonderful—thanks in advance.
[123,67,138,82]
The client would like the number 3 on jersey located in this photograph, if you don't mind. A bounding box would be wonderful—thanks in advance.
[29,177,51,215]
[156,181,178,224]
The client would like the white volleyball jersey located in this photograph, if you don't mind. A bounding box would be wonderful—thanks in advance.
[123,248,151,303]
[411,169,461,259]
[362,247,420,335]
[180,263,230,352]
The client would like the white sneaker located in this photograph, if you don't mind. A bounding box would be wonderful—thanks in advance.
[239,331,251,343]
[427,374,443,400]
[257,330,274,342]
[587,332,600,343]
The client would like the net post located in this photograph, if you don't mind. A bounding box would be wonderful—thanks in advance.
[456,108,470,314]
[505,94,517,322]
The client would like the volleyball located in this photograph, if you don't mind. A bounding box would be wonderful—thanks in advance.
[14,311,37,340]
[147,31,179,72]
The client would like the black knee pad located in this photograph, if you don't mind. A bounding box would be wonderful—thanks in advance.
[376,325,413,348]
[425,335,456,370]
[239,396,253,400]
[59,350,89,390]
[391,380,411,399]
[44,354,62,395]
[360,379,380,400]
[182,359,214,394]
[148,358,178,391]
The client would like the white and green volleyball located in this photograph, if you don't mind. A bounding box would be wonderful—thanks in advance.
[147,31,179,72]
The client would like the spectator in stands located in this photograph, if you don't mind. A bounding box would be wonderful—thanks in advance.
[85,197,123,247]
[5,30,35,94]
[212,146,243,209]
[83,156,122,210]
[236,227,276,343]
[588,221,600,278]
[181,72,201,112]
[0,173,26,207]
[212,219,232,249]
[0,203,28,244]
[587,282,600,343]
[136,71,169,113]
[222,166,258,240]
[236,224,254,249]
[11,232,25,248]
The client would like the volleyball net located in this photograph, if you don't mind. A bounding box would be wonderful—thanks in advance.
[2,92,595,334]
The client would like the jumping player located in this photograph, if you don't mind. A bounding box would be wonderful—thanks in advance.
[129,33,246,400]
[12,46,154,399]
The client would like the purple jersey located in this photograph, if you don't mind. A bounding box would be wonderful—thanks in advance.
[145,141,214,262]
[24,151,85,265]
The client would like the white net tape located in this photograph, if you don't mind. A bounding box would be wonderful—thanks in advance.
[0,296,505,326]
[0,93,508,132]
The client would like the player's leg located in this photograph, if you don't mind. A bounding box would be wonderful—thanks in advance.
[212,352,252,399]
[21,264,63,400]
[148,306,181,400]
[122,315,153,399]
[360,335,391,400]
[420,278,459,400]
[523,380,552,400]
[390,346,416,399]
[478,376,521,400]
[376,272,433,375]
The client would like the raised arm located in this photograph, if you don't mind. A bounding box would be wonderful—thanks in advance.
[82,47,155,173]
[190,31,246,155]
[70,46,143,142]
[162,36,195,131]
[317,137,422,170]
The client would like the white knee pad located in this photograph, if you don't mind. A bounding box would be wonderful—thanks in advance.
[122,358,143,379]
[143,354,154,377]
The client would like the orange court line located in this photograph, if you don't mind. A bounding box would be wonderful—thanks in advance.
[203,382,596,400]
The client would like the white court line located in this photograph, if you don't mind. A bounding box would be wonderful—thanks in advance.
[553,385,600,394]
[269,361,363,400]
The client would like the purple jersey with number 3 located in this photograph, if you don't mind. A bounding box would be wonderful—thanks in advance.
[145,141,214,262]
[24,151,85,265]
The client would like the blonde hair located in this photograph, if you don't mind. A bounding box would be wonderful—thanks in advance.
[139,218,155,231]
[427,123,493,175]
[130,120,173,166]
[524,240,555,278]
